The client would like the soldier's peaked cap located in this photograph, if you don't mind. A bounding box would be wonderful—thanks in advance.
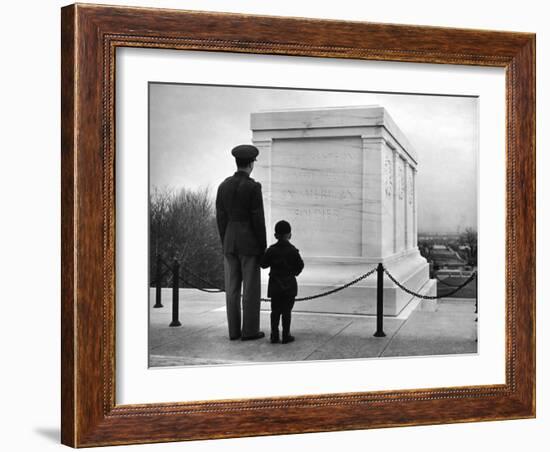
[231,144,259,160]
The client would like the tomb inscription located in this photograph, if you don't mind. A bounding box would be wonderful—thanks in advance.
[271,137,363,257]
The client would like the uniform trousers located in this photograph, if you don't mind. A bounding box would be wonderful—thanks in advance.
[270,295,295,339]
[223,253,261,339]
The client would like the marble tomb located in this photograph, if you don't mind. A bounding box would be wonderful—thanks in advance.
[251,106,436,316]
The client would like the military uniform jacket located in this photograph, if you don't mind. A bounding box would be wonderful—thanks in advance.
[260,240,304,299]
[216,171,267,256]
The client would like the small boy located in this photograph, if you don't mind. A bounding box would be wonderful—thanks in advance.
[260,220,304,344]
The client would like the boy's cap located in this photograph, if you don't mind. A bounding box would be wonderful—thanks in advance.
[275,220,291,235]
[231,144,258,161]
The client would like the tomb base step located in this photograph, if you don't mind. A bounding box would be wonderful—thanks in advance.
[261,249,435,316]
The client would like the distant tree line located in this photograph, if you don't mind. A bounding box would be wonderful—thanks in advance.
[418,226,478,268]
[149,186,224,289]
[458,227,477,266]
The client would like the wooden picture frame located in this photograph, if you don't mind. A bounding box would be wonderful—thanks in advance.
[61,3,535,447]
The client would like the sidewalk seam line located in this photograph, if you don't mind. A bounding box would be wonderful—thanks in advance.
[378,317,409,357]
[303,320,354,360]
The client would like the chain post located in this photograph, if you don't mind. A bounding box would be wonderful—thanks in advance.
[374,262,386,337]
[474,272,478,314]
[169,259,182,327]
[153,254,163,308]
[475,273,478,345]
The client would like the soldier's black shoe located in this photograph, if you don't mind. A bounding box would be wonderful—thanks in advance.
[281,335,295,344]
[241,332,265,341]
[229,334,241,341]
[270,333,280,344]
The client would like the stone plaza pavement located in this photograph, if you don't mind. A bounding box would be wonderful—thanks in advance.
[149,289,477,367]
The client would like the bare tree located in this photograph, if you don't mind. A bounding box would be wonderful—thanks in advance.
[150,186,224,288]
[459,227,478,266]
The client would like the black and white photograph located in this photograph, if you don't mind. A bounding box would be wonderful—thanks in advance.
[148,82,479,367]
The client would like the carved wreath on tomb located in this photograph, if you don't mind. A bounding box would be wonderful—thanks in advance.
[384,157,393,197]
[407,171,414,205]
[398,165,405,200]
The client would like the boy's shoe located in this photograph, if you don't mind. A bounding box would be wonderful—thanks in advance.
[281,335,295,344]
[270,333,280,344]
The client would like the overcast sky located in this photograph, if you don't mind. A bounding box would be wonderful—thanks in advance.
[149,83,477,234]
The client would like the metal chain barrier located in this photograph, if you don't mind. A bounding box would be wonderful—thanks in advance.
[158,256,172,270]
[292,266,377,302]
[180,277,225,293]
[156,258,474,302]
[181,264,226,292]
[177,262,378,303]
[154,256,175,285]
[384,266,477,300]
[155,257,476,335]
[434,274,474,288]
[151,266,171,286]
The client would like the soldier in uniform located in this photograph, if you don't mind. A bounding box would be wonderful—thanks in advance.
[215,144,267,341]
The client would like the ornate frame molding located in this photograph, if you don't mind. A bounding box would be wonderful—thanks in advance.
[61,4,535,447]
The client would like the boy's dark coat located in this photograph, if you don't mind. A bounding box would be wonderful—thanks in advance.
[260,240,304,298]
